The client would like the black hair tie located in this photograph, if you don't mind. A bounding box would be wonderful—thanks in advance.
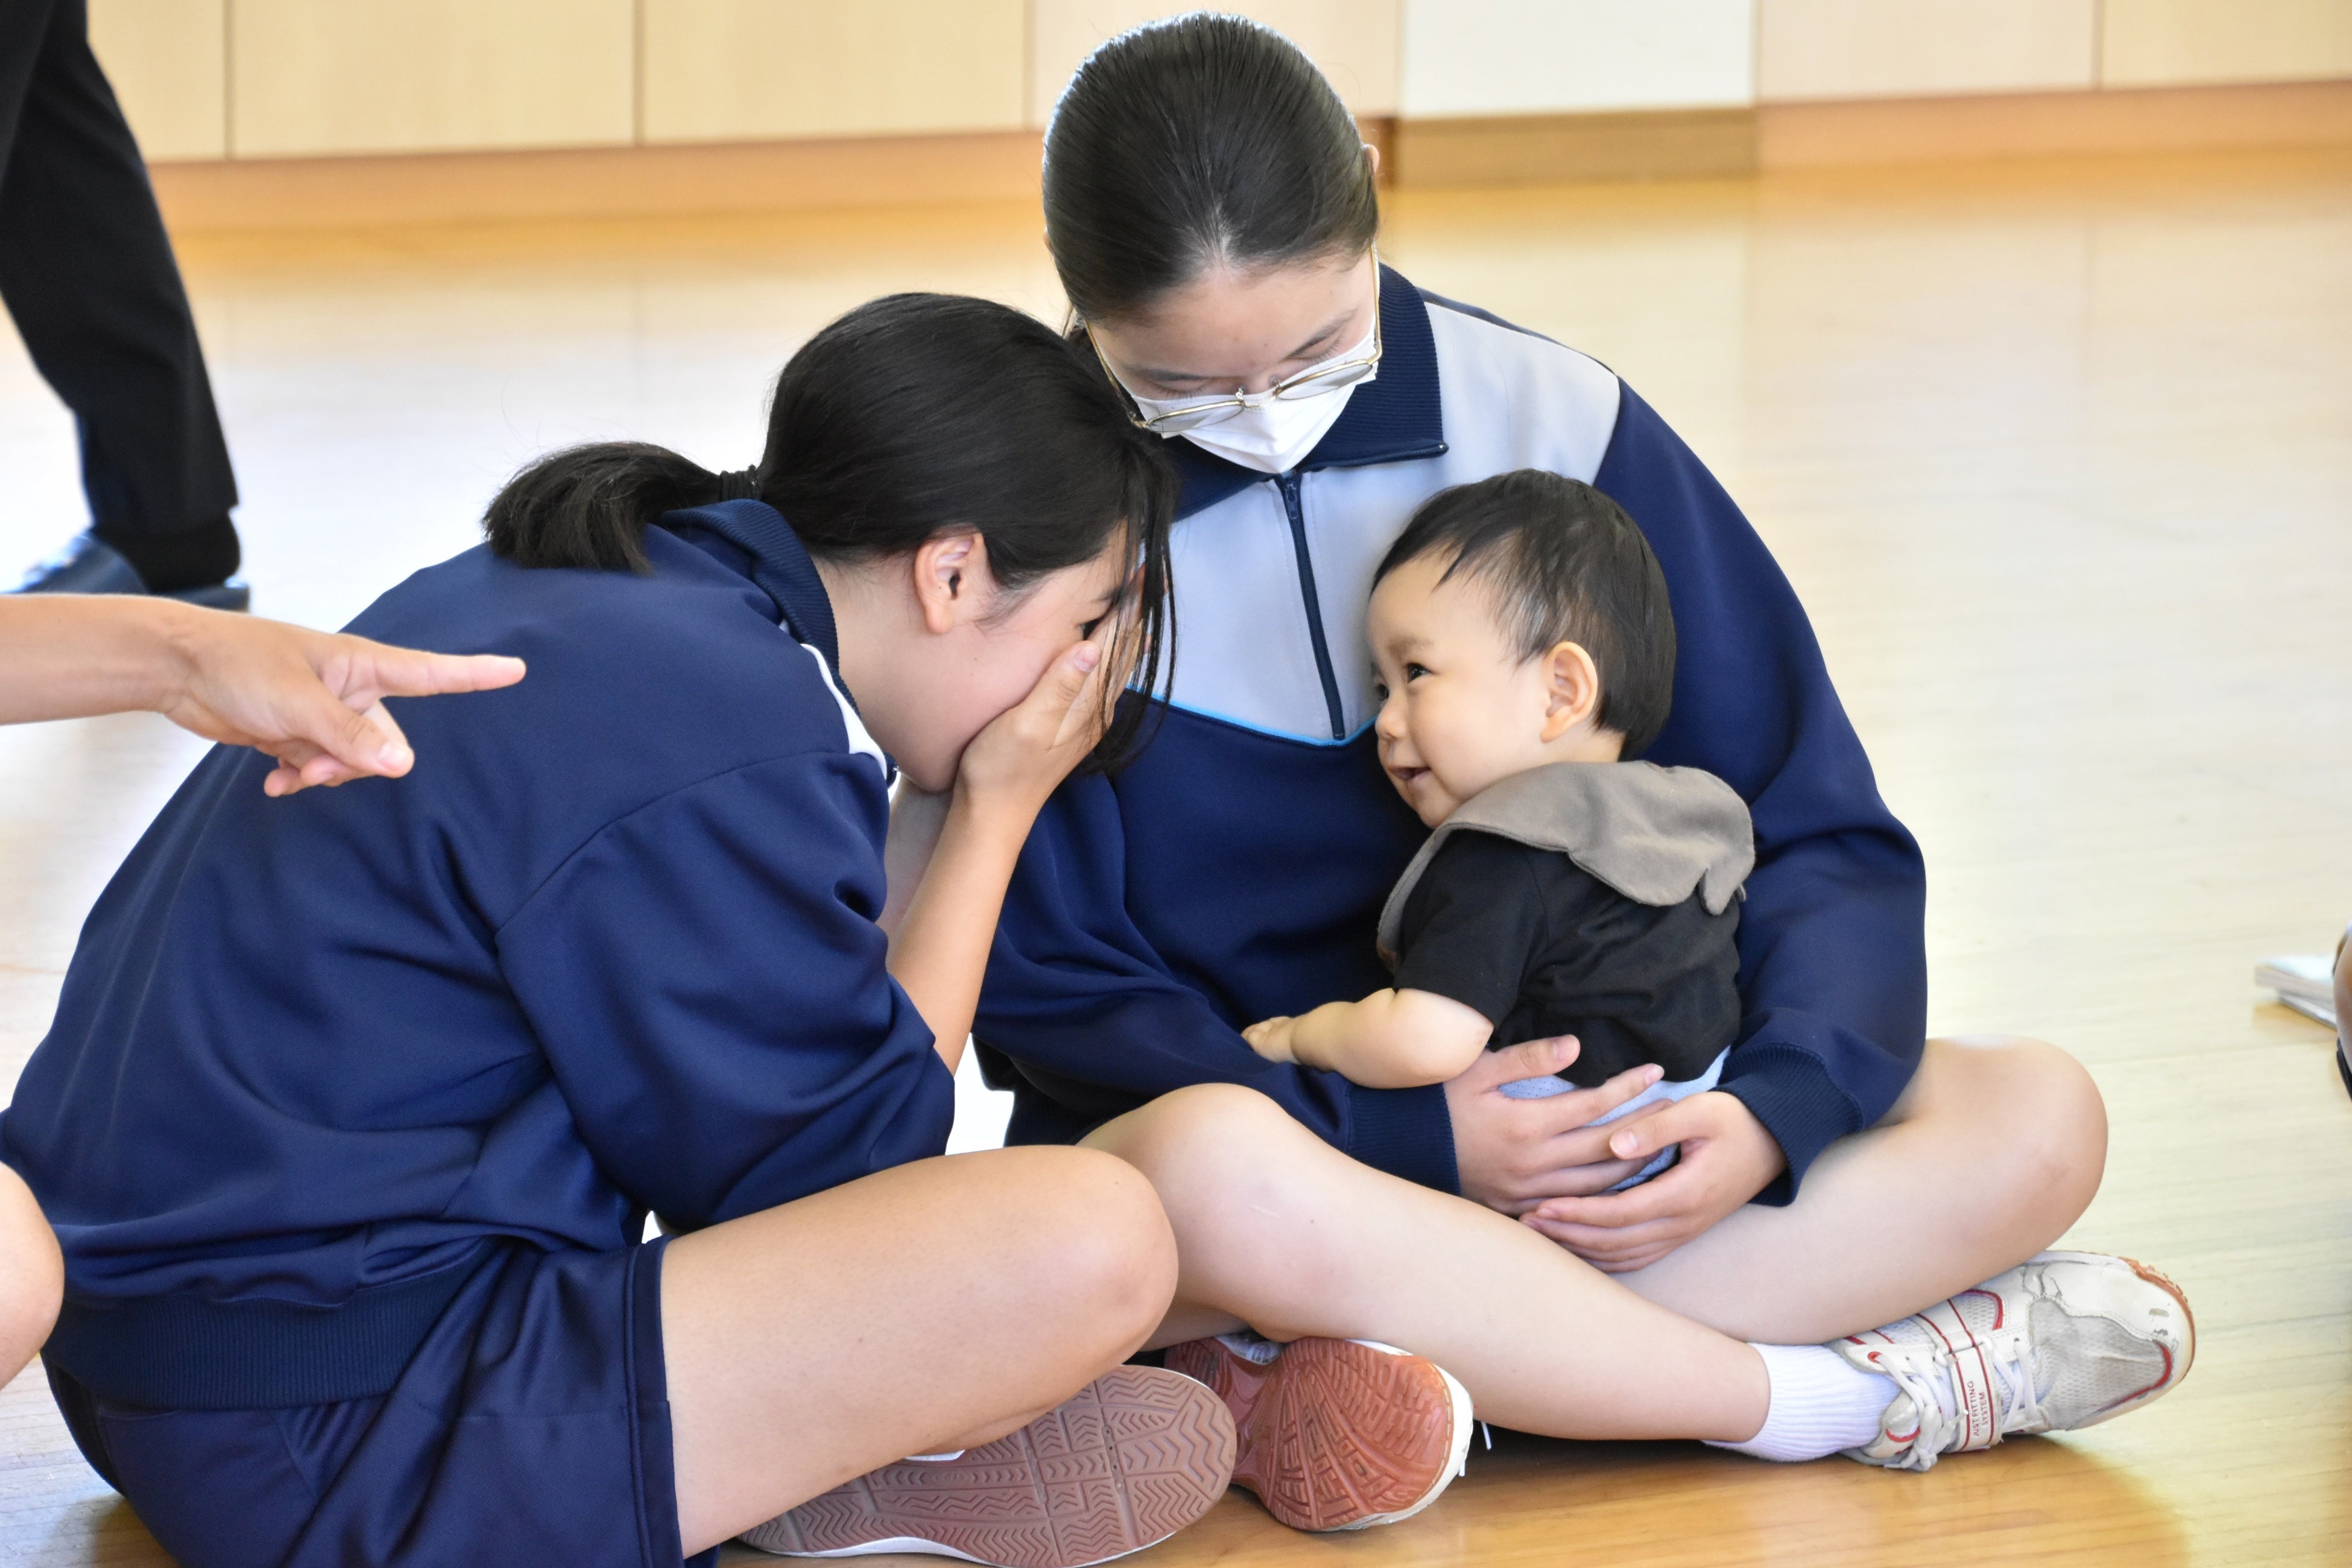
[716,467,760,502]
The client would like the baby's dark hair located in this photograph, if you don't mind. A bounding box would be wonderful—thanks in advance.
[1373,470,1676,756]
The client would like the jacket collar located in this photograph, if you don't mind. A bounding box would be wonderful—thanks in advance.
[660,499,848,698]
[1165,262,1449,520]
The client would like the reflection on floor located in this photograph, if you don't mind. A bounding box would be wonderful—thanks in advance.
[2,147,2347,1565]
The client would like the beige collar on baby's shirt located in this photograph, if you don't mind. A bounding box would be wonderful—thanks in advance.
[1374,760,1756,967]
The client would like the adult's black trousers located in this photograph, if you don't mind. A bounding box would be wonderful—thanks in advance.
[0,0,236,549]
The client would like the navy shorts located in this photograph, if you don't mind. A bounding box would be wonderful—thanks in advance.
[48,1238,715,1568]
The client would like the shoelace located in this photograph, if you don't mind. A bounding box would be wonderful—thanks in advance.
[1881,1319,2043,1459]
[1874,1357,1960,1461]
[1987,1334,2043,1435]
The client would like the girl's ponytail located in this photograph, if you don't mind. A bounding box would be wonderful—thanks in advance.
[484,442,721,574]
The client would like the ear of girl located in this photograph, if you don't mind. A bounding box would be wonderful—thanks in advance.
[820,526,1135,795]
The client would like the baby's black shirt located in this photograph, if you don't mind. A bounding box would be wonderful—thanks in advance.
[1389,828,1743,1087]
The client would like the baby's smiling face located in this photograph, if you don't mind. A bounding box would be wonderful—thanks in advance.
[1367,552,1622,827]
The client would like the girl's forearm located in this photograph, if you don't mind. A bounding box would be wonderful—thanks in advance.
[884,790,1032,1072]
[879,786,952,940]
[0,597,195,726]
[885,637,1107,1072]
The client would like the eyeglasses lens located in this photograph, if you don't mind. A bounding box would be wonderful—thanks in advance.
[1271,358,1378,401]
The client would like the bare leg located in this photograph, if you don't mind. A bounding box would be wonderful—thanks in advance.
[0,1165,61,1383]
[1615,1035,2107,1344]
[1083,1084,1769,1443]
[662,1145,1177,1556]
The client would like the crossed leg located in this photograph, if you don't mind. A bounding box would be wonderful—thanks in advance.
[653,1037,2108,1548]
[1083,1084,1772,1442]
[1081,1035,2109,1446]
[660,1145,1178,1556]
[1614,1035,2108,1343]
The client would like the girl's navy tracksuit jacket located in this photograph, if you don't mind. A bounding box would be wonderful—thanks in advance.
[7,507,952,1414]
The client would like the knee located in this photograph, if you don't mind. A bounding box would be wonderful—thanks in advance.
[1070,1148,1181,1341]
[999,1146,1178,1356]
[1090,1086,1355,1307]
[0,1172,60,1383]
[1933,1034,2107,1218]
[1095,1084,1309,1215]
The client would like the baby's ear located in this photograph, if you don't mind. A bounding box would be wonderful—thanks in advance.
[1538,640,1603,740]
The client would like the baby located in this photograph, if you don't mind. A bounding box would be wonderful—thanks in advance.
[1243,469,1753,1189]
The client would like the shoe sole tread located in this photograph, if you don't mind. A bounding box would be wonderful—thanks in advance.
[1170,1338,1461,1533]
[741,1367,1235,1567]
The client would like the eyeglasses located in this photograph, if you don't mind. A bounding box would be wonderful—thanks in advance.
[1084,262,1383,435]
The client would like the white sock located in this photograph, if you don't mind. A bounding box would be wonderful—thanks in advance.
[1709,1343,1896,1463]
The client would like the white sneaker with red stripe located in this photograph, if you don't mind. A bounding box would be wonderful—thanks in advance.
[1831,1251,2195,1472]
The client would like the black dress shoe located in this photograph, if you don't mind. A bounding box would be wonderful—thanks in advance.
[10,533,250,611]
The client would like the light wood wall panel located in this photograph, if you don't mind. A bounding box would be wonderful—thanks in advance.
[643,0,1025,144]
[2102,0,2352,87]
[1757,0,2098,102]
[1759,79,2352,165]
[88,0,227,160]
[1399,0,1755,117]
[227,0,634,158]
[1029,2,1400,126]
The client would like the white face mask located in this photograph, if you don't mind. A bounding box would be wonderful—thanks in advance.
[1124,320,1379,475]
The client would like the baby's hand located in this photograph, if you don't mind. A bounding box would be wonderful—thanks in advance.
[1241,1016,1297,1063]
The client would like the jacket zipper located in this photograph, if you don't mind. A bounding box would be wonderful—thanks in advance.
[1279,470,1348,741]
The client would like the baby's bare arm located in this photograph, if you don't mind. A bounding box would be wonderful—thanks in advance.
[1245,988,1492,1088]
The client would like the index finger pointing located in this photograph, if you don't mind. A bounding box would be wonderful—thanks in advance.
[361,650,528,701]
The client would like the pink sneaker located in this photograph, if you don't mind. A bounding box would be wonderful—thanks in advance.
[1163,1333,1470,1531]
[739,1365,1234,1566]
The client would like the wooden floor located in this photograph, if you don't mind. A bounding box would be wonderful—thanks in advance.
[2,148,2348,1566]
